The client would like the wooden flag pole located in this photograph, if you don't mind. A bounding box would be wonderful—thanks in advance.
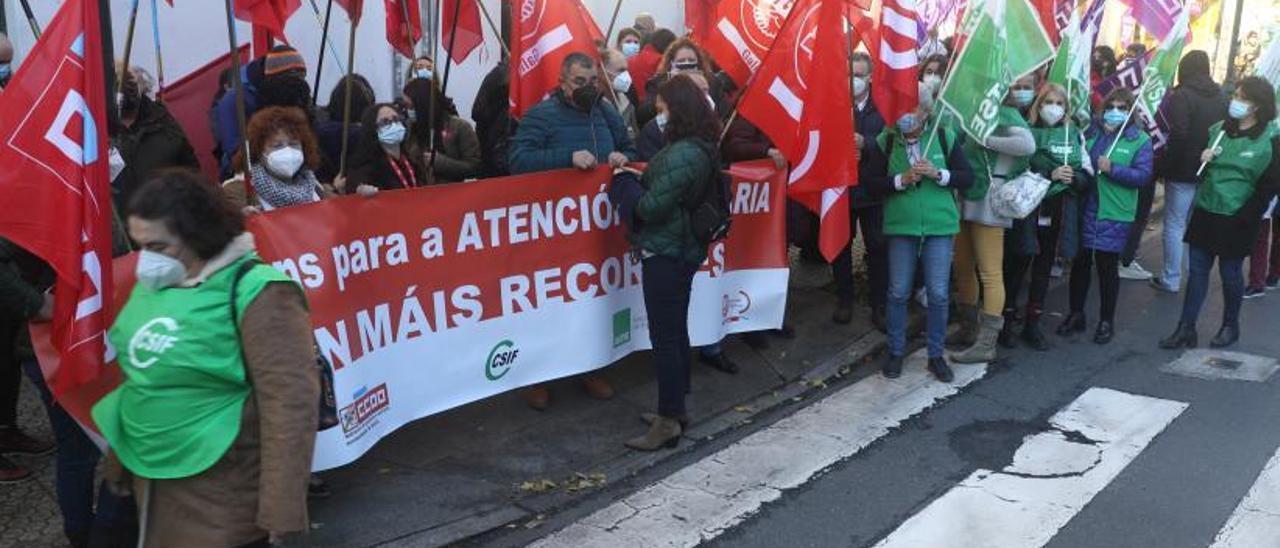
[603,0,624,44]
[118,0,141,93]
[338,9,359,178]
[223,0,255,202]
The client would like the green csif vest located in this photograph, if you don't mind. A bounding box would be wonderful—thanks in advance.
[1087,128,1150,223]
[1031,125,1086,198]
[963,106,1031,201]
[1196,121,1277,216]
[92,253,295,479]
[879,124,963,237]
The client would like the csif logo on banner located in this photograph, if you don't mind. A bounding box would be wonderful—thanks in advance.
[485,340,520,381]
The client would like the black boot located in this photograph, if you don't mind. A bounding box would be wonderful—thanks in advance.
[1056,312,1087,336]
[997,309,1019,349]
[1159,322,1198,349]
[882,354,904,379]
[1093,321,1114,345]
[699,351,740,374]
[927,356,955,382]
[1021,315,1049,351]
[1210,325,1239,348]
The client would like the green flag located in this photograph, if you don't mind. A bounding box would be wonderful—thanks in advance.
[1046,8,1094,125]
[939,0,1055,143]
[1136,8,1190,120]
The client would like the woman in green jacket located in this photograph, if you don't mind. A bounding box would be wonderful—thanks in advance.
[613,75,719,451]
[868,91,974,381]
[1162,77,1280,349]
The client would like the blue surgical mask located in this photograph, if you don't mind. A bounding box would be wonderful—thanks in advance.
[1012,89,1035,107]
[1103,108,1127,128]
[896,114,918,134]
[415,68,433,80]
[622,42,641,58]
[1228,99,1253,120]
[0,64,11,81]
[378,122,407,146]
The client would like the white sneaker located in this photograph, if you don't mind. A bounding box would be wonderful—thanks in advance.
[1118,262,1154,281]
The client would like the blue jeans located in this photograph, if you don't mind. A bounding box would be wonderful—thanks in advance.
[642,255,699,418]
[887,236,953,358]
[1160,181,1197,288]
[20,360,132,537]
[1180,246,1245,329]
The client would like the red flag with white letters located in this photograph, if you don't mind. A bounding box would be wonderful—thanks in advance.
[0,0,114,402]
[851,0,920,127]
[509,0,605,118]
[738,0,857,261]
[702,0,798,87]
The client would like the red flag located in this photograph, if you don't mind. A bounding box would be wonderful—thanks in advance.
[385,0,423,58]
[160,46,250,184]
[702,0,797,87]
[442,0,485,64]
[685,0,718,43]
[234,0,300,39]
[0,0,113,401]
[738,0,857,261]
[335,0,364,24]
[1031,0,1060,45]
[509,0,605,118]
[851,0,920,127]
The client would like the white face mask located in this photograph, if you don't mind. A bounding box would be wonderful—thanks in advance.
[1039,103,1066,126]
[265,146,304,179]
[136,249,187,290]
[612,70,633,93]
[923,74,942,92]
[852,76,869,97]
[655,112,668,130]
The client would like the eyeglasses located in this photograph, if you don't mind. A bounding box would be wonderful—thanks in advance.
[376,116,404,128]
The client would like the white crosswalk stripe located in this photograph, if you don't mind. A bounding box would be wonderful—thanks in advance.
[529,352,988,548]
[872,387,1188,548]
[1210,445,1280,547]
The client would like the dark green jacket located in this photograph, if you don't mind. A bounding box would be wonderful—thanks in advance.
[630,139,713,264]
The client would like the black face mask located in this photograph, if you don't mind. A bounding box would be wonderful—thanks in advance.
[572,85,599,111]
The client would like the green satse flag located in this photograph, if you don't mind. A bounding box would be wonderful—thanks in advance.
[1046,8,1092,125]
[940,0,1055,143]
[1136,8,1189,120]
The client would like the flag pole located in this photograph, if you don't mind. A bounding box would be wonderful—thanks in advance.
[310,0,335,105]
[1195,130,1225,176]
[17,0,41,38]
[603,0,624,44]
[223,0,255,202]
[99,0,133,253]
[118,0,141,93]
[431,0,467,186]
[1064,77,1071,166]
[423,0,440,186]
[441,0,464,94]
[338,9,359,178]
[476,0,512,59]
[150,0,166,94]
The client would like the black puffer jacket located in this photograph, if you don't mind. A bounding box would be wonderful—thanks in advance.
[1159,75,1227,182]
[114,97,200,215]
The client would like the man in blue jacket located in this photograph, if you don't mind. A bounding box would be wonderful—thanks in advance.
[509,53,637,175]
[507,53,637,411]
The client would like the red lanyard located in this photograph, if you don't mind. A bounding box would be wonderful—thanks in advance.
[387,155,418,189]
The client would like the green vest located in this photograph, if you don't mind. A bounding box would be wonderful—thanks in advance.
[1031,125,1085,197]
[964,106,1032,201]
[1088,128,1150,223]
[1196,122,1277,216]
[880,124,962,236]
[92,253,295,479]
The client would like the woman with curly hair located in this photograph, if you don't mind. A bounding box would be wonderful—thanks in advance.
[224,106,332,211]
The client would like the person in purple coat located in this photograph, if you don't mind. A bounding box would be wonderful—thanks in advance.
[1057,89,1154,344]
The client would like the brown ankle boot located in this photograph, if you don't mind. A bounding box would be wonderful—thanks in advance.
[523,386,551,411]
[581,375,615,400]
[625,416,683,451]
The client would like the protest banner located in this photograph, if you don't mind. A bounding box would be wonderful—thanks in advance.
[39,161,789,470]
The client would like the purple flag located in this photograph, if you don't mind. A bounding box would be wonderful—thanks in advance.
[1092,52,1170,151]
[1117,0,1182,40]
